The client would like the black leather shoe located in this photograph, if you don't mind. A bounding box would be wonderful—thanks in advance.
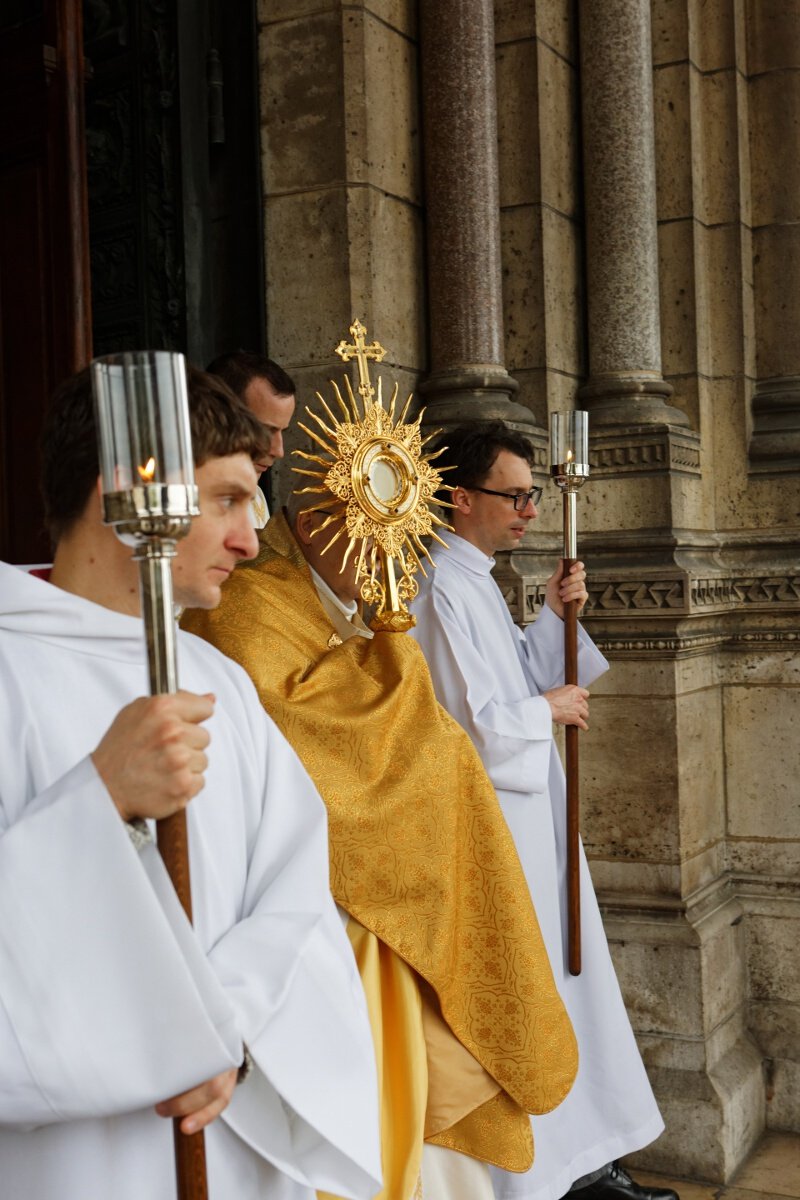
[569,1162,679,1200]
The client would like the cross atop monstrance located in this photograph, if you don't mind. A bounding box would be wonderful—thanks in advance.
[335,317,386,403]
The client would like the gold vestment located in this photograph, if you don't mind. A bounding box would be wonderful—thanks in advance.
[183,513,578,1191]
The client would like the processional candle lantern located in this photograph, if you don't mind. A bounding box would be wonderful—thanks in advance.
[92,350,208,1199]
[550,411,590,976]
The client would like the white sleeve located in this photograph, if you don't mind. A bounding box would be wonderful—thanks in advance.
[0,757,242,1129]
[413,587,553,796]
[519,603,609,692]
[210,715,382,1200]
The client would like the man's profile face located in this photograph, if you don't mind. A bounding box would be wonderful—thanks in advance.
[457,448,538,556]
[243,377,296,472]
[172,453,259,609]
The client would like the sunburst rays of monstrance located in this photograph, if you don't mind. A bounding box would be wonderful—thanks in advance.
[293,318,454,632]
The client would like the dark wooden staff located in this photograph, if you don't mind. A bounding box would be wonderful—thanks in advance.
[563,545,582,976]
[137,543,210,1200]
[551,413,588,977]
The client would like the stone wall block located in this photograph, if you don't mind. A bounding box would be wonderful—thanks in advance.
[582,695,681,862]
[691,69,741,228]
[745,0,800,74]
[746,911,800,1004]
[658,217,698,383]
[748,71,800,227]
[496,39,540,210]
[693,222,746,379]
[650,0,689,66]
[259,0,337,23]
[699,904,750,1037]
[364,0,416,39]
[494,0,535,46]
[501,206,546,369]
[358,12,421,202]
[265,190,351,361]
[542,206,583,376]
[724,686,800,841]
[753,225,800,379]
[764,1060,800,1130]
[653,62,693,220]
[609,936,704,1038]
[579,474,675,534]
[260,13,346,193]
[504,367,548,429]
[537,42,579,217]
[676,688,726,865]
[260,0,415,35]
[534,0,576,63]
[688,0,736,72]
[344,186,426,367]
[745,905,800,1133]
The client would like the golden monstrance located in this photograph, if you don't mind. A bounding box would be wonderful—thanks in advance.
[293,318,453,632]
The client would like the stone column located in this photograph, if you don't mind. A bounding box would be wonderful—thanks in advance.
[578,0,687,429]
[418,0,536,430]
[746,1,800,472]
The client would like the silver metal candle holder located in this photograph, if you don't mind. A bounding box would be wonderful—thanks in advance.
[550,411,590,559]
[92,351,199,695]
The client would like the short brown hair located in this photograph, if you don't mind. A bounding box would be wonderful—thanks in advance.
[41,364,269,545]
[206,350,295,400]
[430,420,535,498]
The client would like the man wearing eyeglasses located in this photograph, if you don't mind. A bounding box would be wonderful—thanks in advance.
[411,421,675,1200]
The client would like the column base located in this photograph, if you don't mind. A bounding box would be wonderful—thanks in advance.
[749,377,800,473]
[419,366,549,470]
[578,376,690,430]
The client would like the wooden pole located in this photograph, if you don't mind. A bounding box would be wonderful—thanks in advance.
[139,549,209,1200]
[563,559,581,977]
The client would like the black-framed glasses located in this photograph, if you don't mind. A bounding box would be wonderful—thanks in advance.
[471,486,543,511]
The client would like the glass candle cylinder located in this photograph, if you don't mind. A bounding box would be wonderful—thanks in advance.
[92,351,195,496]
[550,410,589,473]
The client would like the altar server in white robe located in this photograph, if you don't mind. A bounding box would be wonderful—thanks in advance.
[0,366,381,1200]
[410,421,676,1200]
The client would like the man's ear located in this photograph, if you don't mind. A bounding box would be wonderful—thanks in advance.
[294,507,316,547]
[450,485,472,516]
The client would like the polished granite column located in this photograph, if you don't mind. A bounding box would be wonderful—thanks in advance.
[578,0,687,429]
[418,0,537,431]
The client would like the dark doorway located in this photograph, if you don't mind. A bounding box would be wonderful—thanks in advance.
[84,0,265,365]
[0,0,92,563]
[0,0,265,563]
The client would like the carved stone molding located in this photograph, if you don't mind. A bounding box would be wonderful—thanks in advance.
[590,630,800,658]
[589,424,701,478]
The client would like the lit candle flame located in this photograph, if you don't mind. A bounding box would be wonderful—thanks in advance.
[137,456,156,483]
[566,448,573,463]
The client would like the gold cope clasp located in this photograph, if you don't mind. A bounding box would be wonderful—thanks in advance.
[293,318,454,632]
